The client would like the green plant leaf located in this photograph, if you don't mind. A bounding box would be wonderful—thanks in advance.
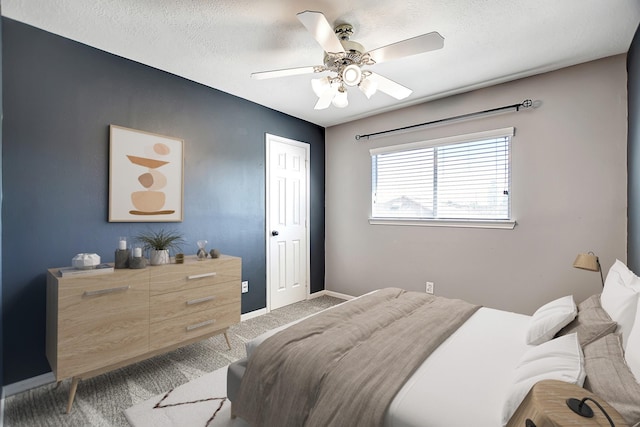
[135,228,185,252]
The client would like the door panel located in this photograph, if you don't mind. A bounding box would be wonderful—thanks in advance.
[267,135,309,310]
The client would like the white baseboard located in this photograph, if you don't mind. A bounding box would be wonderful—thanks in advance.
[241,308,267,321]
[308,290,354,300]
[2,372,56,398]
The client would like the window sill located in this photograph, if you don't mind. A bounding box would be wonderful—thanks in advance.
[368,218,517,230]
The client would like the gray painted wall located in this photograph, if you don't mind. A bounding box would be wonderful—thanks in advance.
[628,24,640,271]
[325,55,628,315]
[1,18,325,385]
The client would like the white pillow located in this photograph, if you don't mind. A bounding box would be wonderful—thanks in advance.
[501,333,585,426]
[601,260,640,347]
[608,259,638,287]
[626,300,640,384]
[526,295,577,345]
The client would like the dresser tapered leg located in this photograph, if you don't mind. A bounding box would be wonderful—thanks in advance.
[66,377,79,414]
[231,402,237,419]
[224,332,231,350]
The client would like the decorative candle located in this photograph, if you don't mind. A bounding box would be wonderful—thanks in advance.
[129,249,146,269]
[119,237,127,250]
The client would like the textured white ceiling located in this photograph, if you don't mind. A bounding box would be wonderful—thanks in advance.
[3,0,640,127]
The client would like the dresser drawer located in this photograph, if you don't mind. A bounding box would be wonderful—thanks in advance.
[150,281,239,323]
[149,303,240,351]
[55,270,149,379]
[149,256,240,295]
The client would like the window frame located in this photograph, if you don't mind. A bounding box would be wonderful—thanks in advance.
[369,127,516,230]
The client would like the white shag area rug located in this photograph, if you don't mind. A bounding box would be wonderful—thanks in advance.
[124,366,250,427]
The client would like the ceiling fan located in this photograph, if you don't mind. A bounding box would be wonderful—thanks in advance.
[251,11,444,110]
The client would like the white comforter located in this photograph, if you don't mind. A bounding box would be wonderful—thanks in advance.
[386,307,531,427]
[245,297,531,427]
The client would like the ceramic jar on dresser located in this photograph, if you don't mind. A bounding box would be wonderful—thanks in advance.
[46,255,241,413]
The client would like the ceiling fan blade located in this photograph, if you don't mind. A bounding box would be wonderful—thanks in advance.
[366,73,412,100]
[297,11,345,54]
[251,66,319,80]
[368,32,444,64]
[314,87,338,110]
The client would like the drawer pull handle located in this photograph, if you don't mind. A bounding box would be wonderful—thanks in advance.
[187,272,217,280]
[186,319,215,331]
[186,296,215,306]
[83,285,130,297]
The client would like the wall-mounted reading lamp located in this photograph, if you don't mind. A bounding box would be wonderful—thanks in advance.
[573,251,604,287]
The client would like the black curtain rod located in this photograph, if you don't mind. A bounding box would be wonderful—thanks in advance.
[355,99,533,141]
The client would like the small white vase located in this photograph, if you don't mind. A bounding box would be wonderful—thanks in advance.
[149,249,170,265]
[72,253,101,269]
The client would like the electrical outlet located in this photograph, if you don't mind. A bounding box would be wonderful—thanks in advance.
[241,281,249,293]
[425,281,434,294]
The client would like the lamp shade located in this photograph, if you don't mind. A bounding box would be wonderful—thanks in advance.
[359,77,378,99]
[573,253,600,272]
[332,88,349,108]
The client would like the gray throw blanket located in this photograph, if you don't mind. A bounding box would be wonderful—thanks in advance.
[234,288,480,427]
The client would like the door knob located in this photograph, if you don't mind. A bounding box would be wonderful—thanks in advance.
[271,230,279,236]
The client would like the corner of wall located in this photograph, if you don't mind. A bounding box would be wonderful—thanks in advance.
[0,10,5,397]
[627,22,640,272]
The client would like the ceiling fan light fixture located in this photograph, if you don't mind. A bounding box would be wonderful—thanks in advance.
[332,87,349,108]
[359,77,378,99]
[311,76,331,97]
[341,64,362,86]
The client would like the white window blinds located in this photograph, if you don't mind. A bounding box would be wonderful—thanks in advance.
[371,128,513,221]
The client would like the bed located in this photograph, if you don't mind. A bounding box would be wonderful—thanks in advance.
[227,260,640,427]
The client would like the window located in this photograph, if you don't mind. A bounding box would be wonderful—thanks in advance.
[370,128,515,228]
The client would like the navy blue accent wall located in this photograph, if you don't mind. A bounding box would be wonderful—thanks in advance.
[628,22,640,272]
[1,18,325,385]
[0,12,4,394]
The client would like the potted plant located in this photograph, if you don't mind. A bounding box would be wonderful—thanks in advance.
[135,228,185,265]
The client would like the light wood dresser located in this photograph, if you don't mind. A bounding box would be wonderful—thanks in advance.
[46,255,241,413]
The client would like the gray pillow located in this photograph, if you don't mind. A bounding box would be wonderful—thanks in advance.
[579,293,605,310]
[557,294,617,346]
[583,333,640,426]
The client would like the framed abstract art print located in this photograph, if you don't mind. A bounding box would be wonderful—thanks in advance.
[109,125,184,222]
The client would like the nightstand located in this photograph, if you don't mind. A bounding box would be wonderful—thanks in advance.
[506,379,628,427]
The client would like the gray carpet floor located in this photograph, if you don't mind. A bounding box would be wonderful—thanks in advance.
[2,295,345,427]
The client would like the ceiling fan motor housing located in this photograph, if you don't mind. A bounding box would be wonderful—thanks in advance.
[324,40,367,65]
[334,23,354,41]
[324,29,373,90]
